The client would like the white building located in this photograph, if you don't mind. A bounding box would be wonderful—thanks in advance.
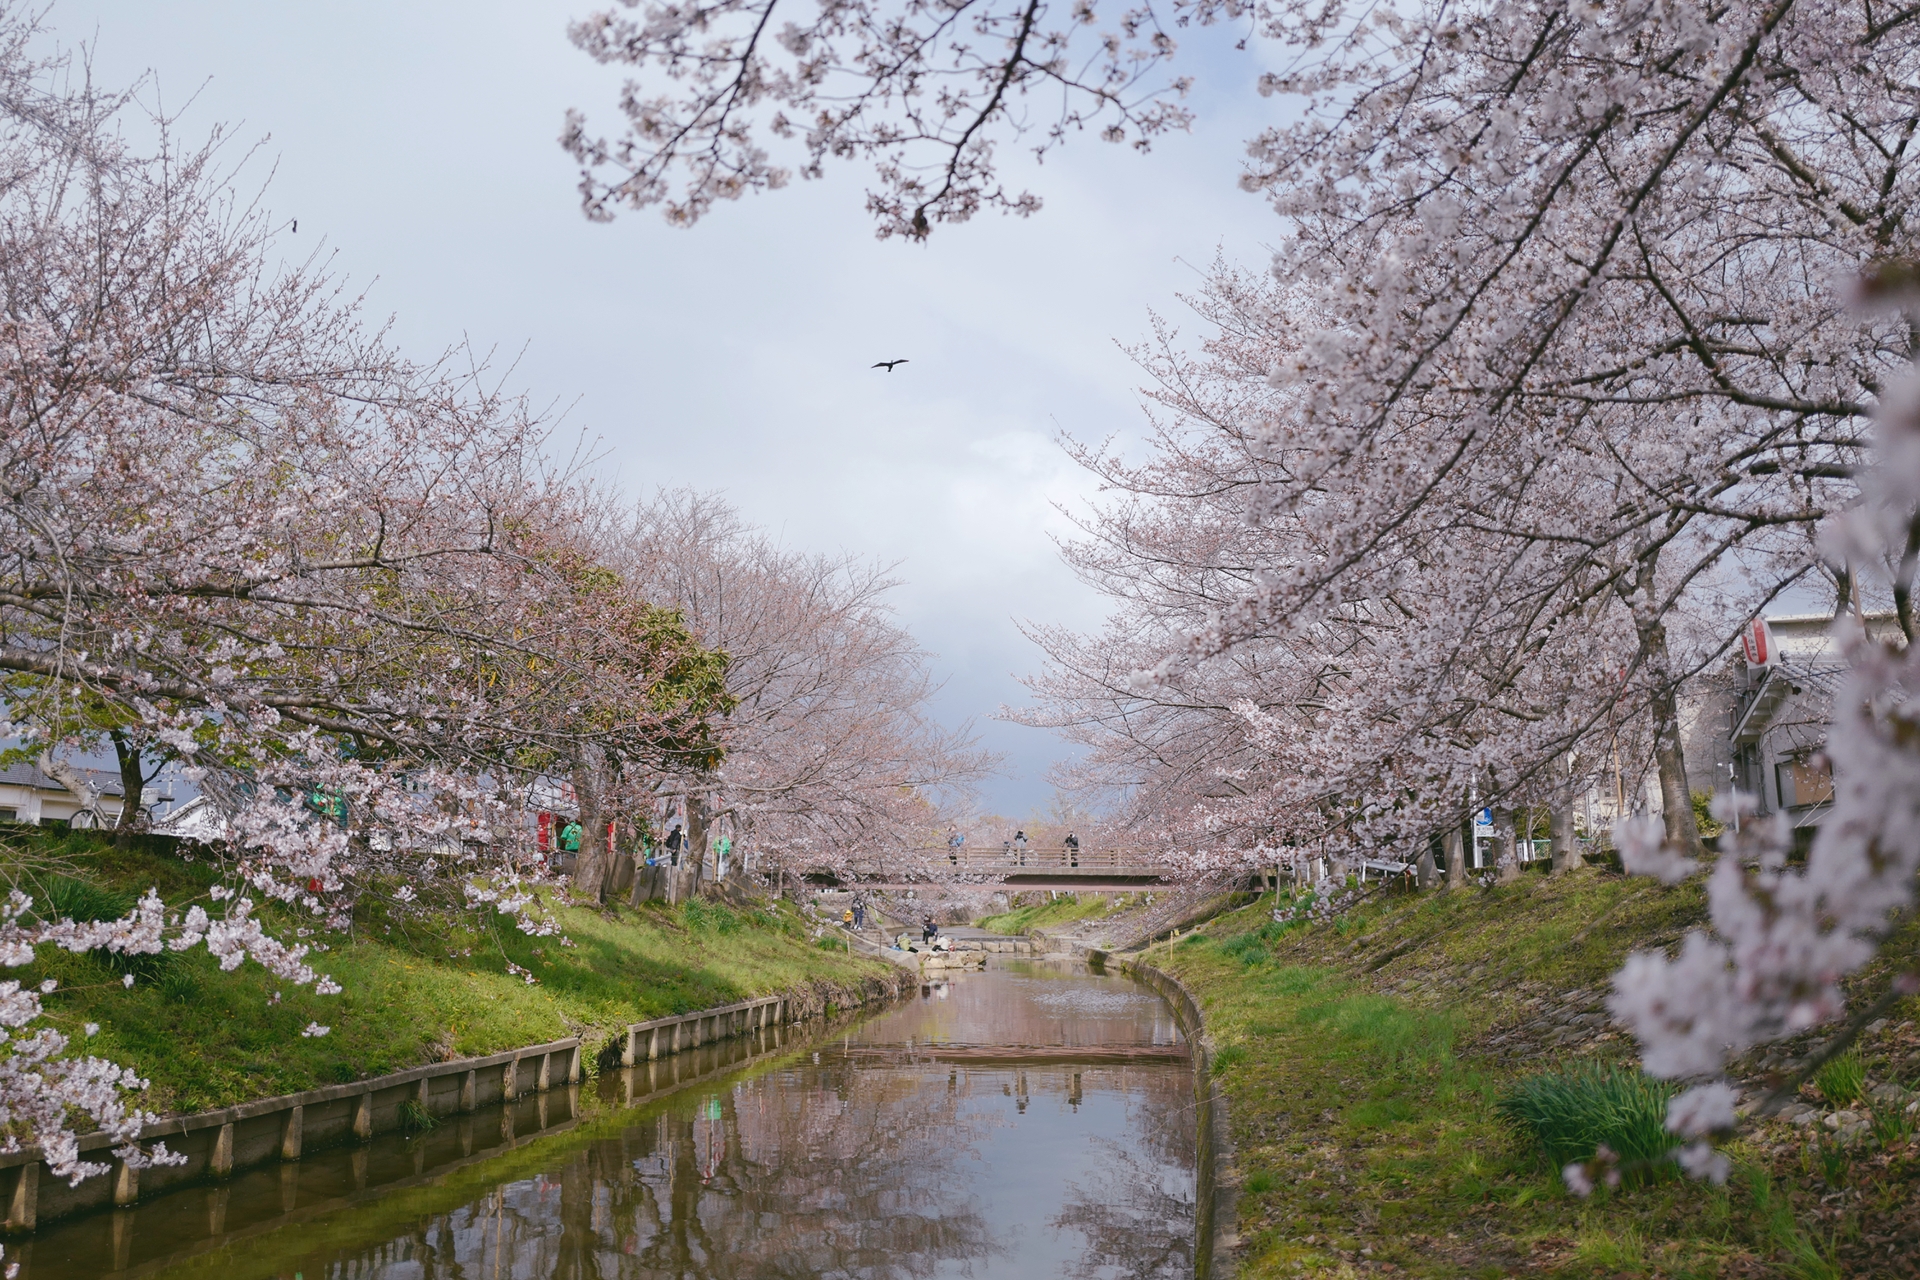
[0,763,125,827]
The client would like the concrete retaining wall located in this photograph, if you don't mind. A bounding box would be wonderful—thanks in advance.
[0,1036,583,1232]
[1100,953,1239,1280]
[3,973,899,1236]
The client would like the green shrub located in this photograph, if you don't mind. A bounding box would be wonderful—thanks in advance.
[159,969,201,1004]
[1243,1170,1276,1194]
[1218,932,1270,966]
[1496,1064,1677,1173]
[683,900,740,933]
[32,874,134,923]
[399,1100,437,1133]
[1814,1050,1865,1107]
[1210,1044,1248,1072]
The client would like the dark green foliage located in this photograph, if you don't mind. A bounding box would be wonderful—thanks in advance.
[159,969,201,1004]
[399,1100,437,1133]
[1814,1050,1864,1106]
[682,900,740,934]
[1497,1064,1677,1173]
[32,873,134,923]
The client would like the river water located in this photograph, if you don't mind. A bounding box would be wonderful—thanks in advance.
[17,960,1199,1280]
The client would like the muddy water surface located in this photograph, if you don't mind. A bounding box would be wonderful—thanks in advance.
[20,961,1198,1279]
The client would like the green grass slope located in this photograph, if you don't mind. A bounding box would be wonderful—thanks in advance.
[1150,869,1920,1280]
[7,829,892,1116]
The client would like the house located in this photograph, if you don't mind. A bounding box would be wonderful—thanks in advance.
[1723,613,1901,840]
[0,763,125,827]
[150,794,227,843]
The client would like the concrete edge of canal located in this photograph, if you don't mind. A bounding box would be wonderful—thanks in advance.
[0,970,911,1237]
[1092,951,1239,1280]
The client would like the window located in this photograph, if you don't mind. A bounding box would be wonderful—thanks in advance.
[1775,756,1834,810]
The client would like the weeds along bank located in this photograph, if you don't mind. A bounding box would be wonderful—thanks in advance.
[8,830,894,1116]
[1150,872,1920,1280]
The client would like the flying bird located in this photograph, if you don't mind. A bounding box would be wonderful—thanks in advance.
[871,359,908,372]
[291,219,297,232]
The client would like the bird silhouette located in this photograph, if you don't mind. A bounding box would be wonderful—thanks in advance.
[291,219,298,232]
[871,359,908,372]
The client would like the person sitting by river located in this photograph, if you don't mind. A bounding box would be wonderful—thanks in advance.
[921,913,938,945]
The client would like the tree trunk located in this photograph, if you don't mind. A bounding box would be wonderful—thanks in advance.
[1649,678,1704,854]
[1636,580,1704,856]
[37,751,102,824]
[1415,836,1437,890]
[1497,807,1521,883]
[1550,803,1581,874]
[109,729,147,831]
[570,744,611,902]
[685,791,711,895]
[1445,815,1467,889]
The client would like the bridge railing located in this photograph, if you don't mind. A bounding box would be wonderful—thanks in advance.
[907,845,1169,873]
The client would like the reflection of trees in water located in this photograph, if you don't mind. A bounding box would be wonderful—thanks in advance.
[1047,1131,1195,1280]
[307,980,1199,1279]
[320,1062,1003,1279]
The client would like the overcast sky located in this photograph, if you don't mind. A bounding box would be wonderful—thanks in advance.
[50,0,1286,815]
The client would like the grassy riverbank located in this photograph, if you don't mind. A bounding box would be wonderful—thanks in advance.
[976,891,1136,935]
[8,829,892,1116]
[1148,871,1920,1279]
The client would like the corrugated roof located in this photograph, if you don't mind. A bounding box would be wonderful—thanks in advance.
[0,763,127,796]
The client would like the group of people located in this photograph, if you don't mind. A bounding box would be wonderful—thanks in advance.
[839,899,870,931]
[945,827,1083,867]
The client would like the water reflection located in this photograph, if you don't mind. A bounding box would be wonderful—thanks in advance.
[23,962,1196,1280]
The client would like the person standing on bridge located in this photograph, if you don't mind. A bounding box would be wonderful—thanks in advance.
[947,828,964,866]
[1064,831,1080,868]
[1014,830,1028,866]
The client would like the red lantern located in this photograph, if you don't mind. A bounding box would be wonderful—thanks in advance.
[1741,617,1777,669]
[307,878,323,894]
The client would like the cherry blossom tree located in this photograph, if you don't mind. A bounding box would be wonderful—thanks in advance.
[0,8,732,1183]
[561,0,1200,238]
[609,490,995,879]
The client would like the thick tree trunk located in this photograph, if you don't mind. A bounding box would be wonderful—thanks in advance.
[1415,836,1437,891]
[109,729,147,831]
[570,744,611,902]
[1649,678,1703,854]
[1496,807,1521,883]
[1636,576,1704,856]
[1550,803,1581,874]
[38,752,102,824]
[1445,814,1468,889]
[685,791,711,894]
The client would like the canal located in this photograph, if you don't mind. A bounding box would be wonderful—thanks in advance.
[16,960,1201,1279]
